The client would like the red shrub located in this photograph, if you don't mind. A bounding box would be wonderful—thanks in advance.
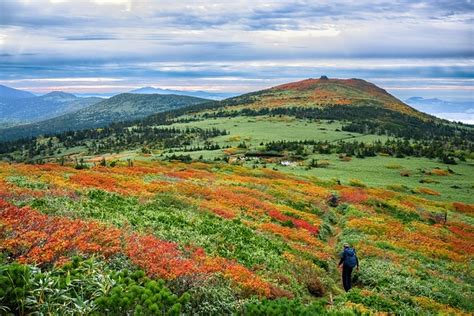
[453,202,474,215]
[340,188,368,204]
[0,199,270,297]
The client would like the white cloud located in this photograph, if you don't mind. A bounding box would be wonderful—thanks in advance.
[434,112,474,124]
[252,27,341,41]
[0,0,471,97]
[2,77,124,83]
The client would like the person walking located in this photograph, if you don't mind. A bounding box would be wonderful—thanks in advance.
[338,243,359,292]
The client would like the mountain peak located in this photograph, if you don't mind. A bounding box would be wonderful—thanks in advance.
[130,87,169,94]
[42,91,77,98]
[406,96,443,103]
[130,87,159,93]
[226,77,428,119]
[271,77,384,94]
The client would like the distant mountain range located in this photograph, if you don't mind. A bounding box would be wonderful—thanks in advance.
[405,97,473,113]
[67,87,237,100]
[129,87,236,100]
[0,86,101,127]
[0,93,209,141]
[0,84,229,128]
[2,77,472,164]
[405,97,473,124]
[0,84,36,100]
[73,92,117,98]
[2,81,472,142]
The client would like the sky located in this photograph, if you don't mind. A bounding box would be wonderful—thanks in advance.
[0,0,473,104]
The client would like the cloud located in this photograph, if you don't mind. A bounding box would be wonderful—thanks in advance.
[63,35,118,41]
[434,112,474,124]
[0,0,471,99]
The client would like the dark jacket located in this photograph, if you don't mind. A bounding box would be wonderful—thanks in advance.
[339,247,359,268]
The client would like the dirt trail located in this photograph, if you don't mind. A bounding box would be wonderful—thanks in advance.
[328,225,341,249]
[326,211,346,295]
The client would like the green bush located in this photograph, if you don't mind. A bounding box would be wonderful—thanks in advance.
[93,271,188,315]
[0,257,189,315]
[0,263,32,315]
[6,175,48,190]
[243,298,323,315]
[345,289,399,313]
[356,258,474,312]
[174,276,238,315]
[242,298,356,315]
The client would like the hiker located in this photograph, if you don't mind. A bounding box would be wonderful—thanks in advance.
[338,243,359,292]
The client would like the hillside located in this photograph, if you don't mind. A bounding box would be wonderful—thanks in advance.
[0,84,36,99]
[0,77,473,315]
[62,93,208,127]
[0,159,472,314]
[0,93,209,141]
[0,90,102,127]
[209,77,429,119]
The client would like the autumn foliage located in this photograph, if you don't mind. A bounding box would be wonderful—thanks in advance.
[0,159,472,313]
[0,199,270,296]
[453,202,474,215]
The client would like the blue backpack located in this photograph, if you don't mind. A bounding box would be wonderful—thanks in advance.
[343,248,357,268]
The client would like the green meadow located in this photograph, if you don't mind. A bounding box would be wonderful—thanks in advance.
[171,116,389,146]
[166,116,473,204]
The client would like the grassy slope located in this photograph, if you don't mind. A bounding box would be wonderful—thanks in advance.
[167,116,473,204]
[0,93,209,141]
[172,116,388,146]
[0,95,102,127]
[0,160,472,314]
[15,114,470,204]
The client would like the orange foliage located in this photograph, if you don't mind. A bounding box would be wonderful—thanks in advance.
[125,234,197,279]
[417,187,441,196]
[366,188,396,200]
[399,200,417,210]
[430,169,450,176]
[200,200,237,219]
[291,243,332,261]
[260,223,322,247]
[0,199,121,264]
[413,296,466,315]
[165,168,215,180]
[340,187,368,204]
[347,217,393,235]
[267,209,318,234]
[230,185,276,202]
[0,199,270,296]
[347,215,471,262]
[70,172,118,191]
[453,202,474,215]
[125,235,270,296]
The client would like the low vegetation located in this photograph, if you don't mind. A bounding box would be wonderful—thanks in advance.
[0,160,472,314]
[0,78,472,314]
